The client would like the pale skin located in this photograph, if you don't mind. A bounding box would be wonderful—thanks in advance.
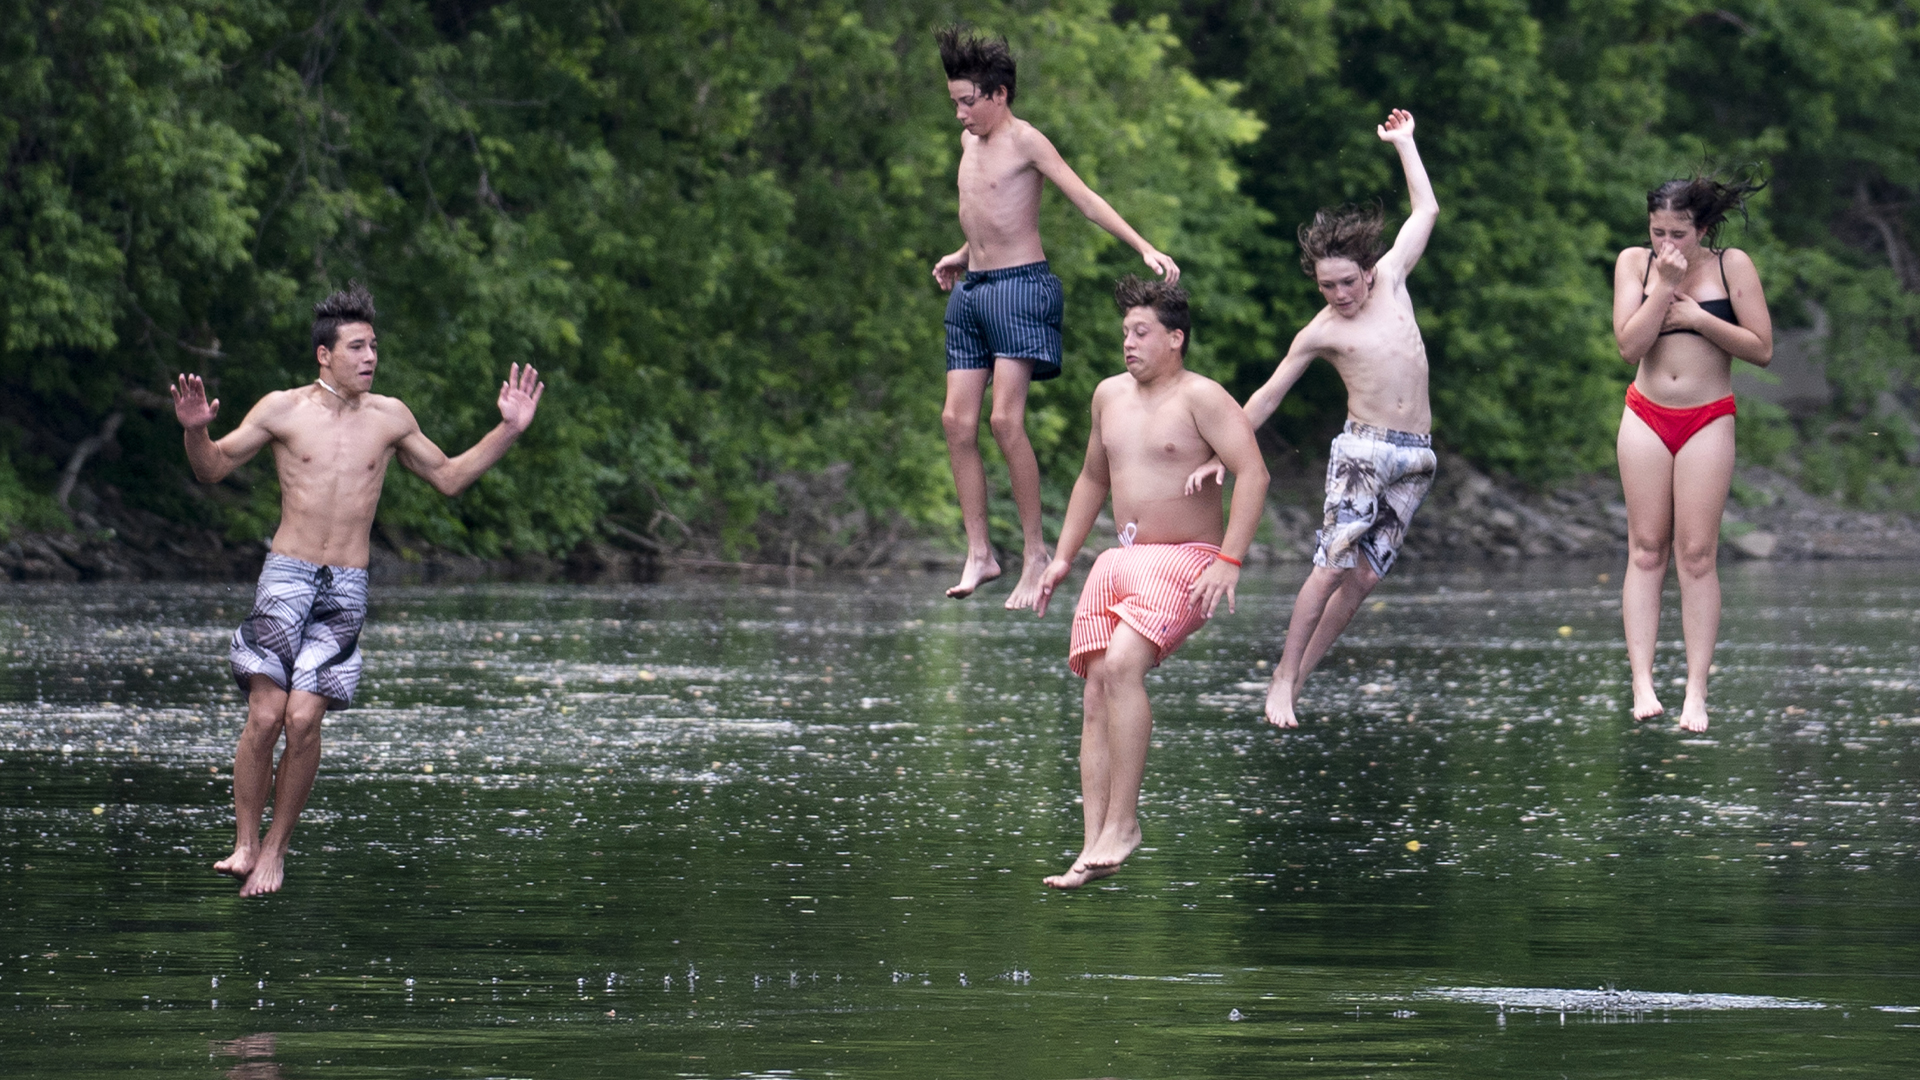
[1032,306,1268,889]
[1612,209,1772,732]
[171,322,543,895]
[1188,109,1436,730]
[933,78,1179,610]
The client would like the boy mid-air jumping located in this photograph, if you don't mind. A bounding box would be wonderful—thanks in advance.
[933,26,1180,609]
[1189,108,1439,730]
[172,283,543,895]
[1035,277,1267,889]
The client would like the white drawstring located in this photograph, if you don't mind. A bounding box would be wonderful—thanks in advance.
[1118,522,1137,548]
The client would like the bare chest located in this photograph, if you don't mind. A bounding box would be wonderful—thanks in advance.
[273,410,399,481]
[1103,398,1208,469]
[1319,303,1425,372]
[957,141,1038,203]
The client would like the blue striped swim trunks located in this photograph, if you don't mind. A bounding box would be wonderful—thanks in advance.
[943,260,1065,381]
[229,553,369,710]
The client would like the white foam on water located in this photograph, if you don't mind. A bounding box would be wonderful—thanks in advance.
[1412,986,1826,1012]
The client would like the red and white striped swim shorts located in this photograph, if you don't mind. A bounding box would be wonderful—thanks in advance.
[1068,541,1221,679]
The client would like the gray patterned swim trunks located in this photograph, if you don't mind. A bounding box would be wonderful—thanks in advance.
[1313,420,1436,578]
[229,553,369,709]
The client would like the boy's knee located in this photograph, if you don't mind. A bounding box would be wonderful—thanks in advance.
[988,409,1028,446]
[941,406,979,444]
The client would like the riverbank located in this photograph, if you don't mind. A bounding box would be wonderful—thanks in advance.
[6,454,1919,584]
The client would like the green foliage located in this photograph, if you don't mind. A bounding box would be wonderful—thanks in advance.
[0,0,1265,555]
[3,0,1918,553]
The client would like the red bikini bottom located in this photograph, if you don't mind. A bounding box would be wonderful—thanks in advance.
[1625,383,1736,455]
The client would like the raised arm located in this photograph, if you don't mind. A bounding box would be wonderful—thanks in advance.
[172,374,277,484]
[1372,109,1438,281]
[1185,382,1270,617]
[1035,393,1114,618]
[1024,127,1180,283]
[395,364,544,497]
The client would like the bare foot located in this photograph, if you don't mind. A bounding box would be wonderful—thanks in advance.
[214,847,256,879]
[1043,860,1120,890]
[237,849,286,897]
[1079,825,1141,870]
[1678,697,1709,733]
[1631,680,1665,721]
[1265,678,1299,729]
[946,553,1002,599]
[1003,550,1052,611]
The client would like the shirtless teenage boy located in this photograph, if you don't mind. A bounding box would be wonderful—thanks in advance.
[1034,277,1267,889]
[1189,109,1438,730]
[934,26,1180,609]
[171,283,543,896]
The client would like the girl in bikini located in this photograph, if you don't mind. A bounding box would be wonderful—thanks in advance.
[1612,175,1773,732]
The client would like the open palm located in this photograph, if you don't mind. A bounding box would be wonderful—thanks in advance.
[498,363,545,433]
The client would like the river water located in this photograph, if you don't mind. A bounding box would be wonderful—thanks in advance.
[2,560,1917,1078]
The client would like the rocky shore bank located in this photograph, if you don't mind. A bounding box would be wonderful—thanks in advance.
[6,453,1919,585]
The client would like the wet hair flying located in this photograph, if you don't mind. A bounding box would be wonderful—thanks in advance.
[1646,172,1767,249]
[937,25,1017,106]
[1298,202,1387,275]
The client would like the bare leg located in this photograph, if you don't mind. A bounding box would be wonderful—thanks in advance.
[1266,565,1349,728]
[215,674,287,880]
[1671,416,1735,732]
[1046,626,1159,889]
[942,368,1002,598]
[1292,563,1381,687]
[238,689,329,897]
[1618,408,1676,721]
[988,357,1052,611]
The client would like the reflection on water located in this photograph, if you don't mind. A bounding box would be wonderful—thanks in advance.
[2,560,1918,1077]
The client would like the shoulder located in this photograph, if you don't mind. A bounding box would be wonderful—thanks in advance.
[365,392,417,423]
[245,388,305,424]
[1179,370,1233,405]
[1718,247,1758,273]
[1614,246,1651,272]
[1010,118,1057,156]
[1091,373,1131,405]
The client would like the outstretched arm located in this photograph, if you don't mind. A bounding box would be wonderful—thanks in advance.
[1185,385,1269,617]
[1373,109,1438,280]
[1035,398,1113,617]
[172,374,276,484]
[1025,128,1180,283]
[396,364,545,496]
[1184,328,1317,494]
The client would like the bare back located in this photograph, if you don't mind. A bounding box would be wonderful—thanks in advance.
[1096,371,1238,545]
[1300,274,1431,433]
[955,120,1048,270]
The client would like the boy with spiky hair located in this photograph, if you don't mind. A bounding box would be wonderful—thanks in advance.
[1187,108,1439,730]
[932,24,1180,609]
[171,282,544,896]
[1034,276,1267,889]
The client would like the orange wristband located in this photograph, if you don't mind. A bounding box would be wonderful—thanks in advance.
[1215,553,1243,567]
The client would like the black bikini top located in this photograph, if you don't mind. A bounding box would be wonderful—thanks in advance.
[1642,248,1737,335]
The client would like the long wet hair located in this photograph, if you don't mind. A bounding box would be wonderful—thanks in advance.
[1298,201,1387,275]
[937,25,1016,106]
[1646,173,1767,250]
[311,281,377,352]
[1114,275,1190,354]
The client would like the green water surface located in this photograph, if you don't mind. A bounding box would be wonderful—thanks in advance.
[2,560,1918,1077]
